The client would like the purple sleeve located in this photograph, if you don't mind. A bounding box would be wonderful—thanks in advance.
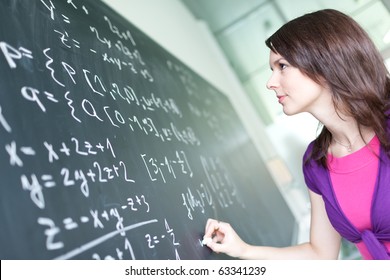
[302,142,322,195]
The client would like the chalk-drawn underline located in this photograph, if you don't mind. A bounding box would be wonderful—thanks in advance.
[54,219,158,260]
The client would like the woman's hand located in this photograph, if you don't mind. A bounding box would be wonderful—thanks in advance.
[203,218,249,258]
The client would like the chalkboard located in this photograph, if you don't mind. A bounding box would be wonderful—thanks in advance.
[0,0,295,259]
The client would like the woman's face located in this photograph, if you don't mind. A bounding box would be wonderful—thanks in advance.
[266,51,330,116]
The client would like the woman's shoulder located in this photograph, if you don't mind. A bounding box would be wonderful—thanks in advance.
[302,140,316,164]
[302,140,323,195]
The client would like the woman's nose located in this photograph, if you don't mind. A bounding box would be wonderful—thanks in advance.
[266,73,279,90]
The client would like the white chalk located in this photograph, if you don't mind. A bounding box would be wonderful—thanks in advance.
[202,237,212,246]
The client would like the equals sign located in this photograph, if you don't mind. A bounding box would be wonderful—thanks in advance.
[62,14,70,23]
[41,174,56,188]
[63,217,78,230]
[19,47,33,59]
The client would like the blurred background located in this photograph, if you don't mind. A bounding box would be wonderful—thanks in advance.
[104,0,390,259]
[181,0,390,125]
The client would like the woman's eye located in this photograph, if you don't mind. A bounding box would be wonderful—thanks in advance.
[279,63,287,70]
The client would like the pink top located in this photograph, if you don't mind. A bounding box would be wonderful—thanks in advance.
[327,136,390,259]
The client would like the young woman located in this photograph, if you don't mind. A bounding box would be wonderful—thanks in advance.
[204,9,390,260]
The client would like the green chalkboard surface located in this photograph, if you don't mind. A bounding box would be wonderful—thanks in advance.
[0,0,295,259]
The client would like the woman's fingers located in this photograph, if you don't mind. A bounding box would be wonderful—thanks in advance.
[203,218,231,246]
[206,239,226,253]
[204,218,220,238]
[204,218,246,258]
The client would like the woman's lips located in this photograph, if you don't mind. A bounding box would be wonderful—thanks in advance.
[277,95,286,104]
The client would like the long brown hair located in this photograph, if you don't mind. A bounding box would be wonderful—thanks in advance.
[265,9,390,168]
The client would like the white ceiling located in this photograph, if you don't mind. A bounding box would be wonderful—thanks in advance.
[181,0,390,124]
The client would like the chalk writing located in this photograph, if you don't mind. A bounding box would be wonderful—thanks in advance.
[141,150,193,183]
[53,219,159,259]
[145,218,181,260]
[54,29,81,49]
[0,105,12,133]
[121,195,150,213]
[0,42,33,69]
[40,0,55,20]
[104,15,136,46]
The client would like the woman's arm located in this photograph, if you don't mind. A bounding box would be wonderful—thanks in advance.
[204,190,342,259]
